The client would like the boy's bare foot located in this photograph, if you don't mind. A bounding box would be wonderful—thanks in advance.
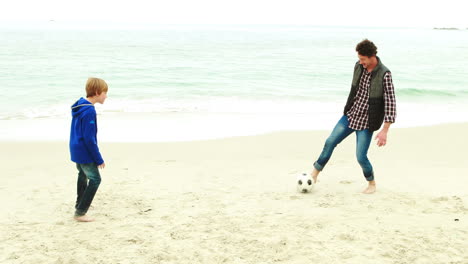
[362,181,376,194]
[74,215,95,222]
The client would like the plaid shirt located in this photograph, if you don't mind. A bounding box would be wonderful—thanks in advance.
[346,71,396,130]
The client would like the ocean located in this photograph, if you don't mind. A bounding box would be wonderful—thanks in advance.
[1,23,467,141]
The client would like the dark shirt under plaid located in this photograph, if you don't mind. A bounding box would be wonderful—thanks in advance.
[346,71,396,130]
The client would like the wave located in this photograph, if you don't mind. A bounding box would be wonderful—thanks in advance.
[0,97,343,120]
[398,88,468,98]
[1,88,467,121]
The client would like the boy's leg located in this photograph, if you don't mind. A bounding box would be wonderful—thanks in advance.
[75,164,87,209]
[312,115,354,182]
[355,129,376,193]
[75,163,101,217]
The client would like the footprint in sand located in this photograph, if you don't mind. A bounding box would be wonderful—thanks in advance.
[318,202,330,208]
[338,233,355,241]
[431,196,449,202]
[339,180,353,184]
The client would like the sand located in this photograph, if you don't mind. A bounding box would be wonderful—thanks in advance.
[1,123,467,264]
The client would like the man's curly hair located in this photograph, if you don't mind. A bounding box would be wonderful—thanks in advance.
[356,39,377,57]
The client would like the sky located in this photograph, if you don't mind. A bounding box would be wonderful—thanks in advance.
[0,0,466,28]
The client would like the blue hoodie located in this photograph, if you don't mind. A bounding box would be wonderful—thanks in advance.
[69,97,104,165]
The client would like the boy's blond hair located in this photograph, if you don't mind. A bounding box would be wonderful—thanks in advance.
[86,77,108,97]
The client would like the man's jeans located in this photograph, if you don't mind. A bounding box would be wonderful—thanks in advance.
[75,163,101,216]
[313,115,375,181]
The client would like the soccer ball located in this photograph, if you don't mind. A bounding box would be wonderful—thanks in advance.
[296,173,314,193]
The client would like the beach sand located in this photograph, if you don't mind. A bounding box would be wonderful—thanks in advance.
[1,123,467,264]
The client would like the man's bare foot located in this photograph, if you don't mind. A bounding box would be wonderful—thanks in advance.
[362,181,376,194]
[311,168,320,183]
[74,215,95,222]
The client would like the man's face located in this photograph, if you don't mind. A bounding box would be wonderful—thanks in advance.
[358,54,372,69]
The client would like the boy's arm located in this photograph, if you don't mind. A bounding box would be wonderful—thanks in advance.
[82,113,104,165]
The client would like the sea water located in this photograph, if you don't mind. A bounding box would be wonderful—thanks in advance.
[1,23,467,141]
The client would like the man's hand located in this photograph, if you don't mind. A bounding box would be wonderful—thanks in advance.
[375,122,392,147]
[98,163,106,169]
[374,130,387,147]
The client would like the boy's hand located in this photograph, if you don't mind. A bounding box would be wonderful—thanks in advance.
[98,163,106,169]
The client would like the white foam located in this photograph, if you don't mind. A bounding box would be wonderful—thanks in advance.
[1,101,468,142]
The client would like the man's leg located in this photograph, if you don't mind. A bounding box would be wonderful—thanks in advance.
[312,115,354,183]
[355,129,375,194]
[74,163,101,221]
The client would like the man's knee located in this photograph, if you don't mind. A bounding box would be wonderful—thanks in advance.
[356,154,369,165]
[324,137,338,149]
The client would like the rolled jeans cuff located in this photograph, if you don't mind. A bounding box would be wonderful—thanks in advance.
[365,172,374,182]
[74,209,87,217]
[313,161,324,171]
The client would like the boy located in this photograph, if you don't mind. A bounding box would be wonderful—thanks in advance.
[69,77,108,222]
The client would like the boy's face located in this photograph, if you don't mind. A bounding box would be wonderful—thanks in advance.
[96,92,108,104]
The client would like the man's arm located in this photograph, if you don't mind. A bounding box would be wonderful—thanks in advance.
[375,72,396,147]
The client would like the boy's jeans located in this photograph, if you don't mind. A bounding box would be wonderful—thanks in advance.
[75,163,101,216]
[313,115,375,181]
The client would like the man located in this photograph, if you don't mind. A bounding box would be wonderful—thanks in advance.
[311,39,396,194]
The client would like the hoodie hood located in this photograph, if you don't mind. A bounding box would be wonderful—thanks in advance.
[71,97,94,117]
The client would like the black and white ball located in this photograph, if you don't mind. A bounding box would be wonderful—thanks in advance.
[296,173,314,193]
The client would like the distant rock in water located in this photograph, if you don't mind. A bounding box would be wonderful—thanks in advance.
[433,27,459,30]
